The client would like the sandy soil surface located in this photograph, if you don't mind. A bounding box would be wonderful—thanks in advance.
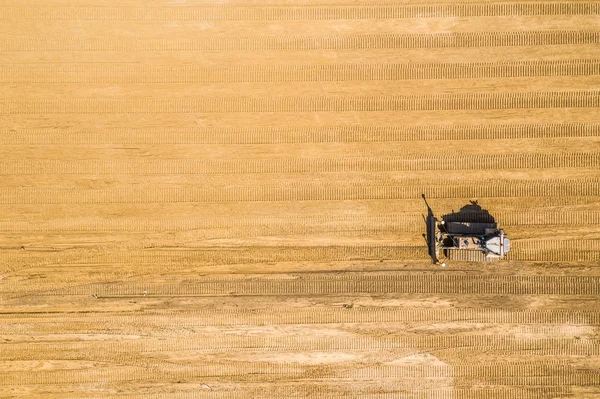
[1,0,599,398]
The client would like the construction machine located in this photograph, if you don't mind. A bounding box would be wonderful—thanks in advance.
[424,196,510,264]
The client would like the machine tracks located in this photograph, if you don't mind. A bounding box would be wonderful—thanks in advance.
[1,0,599,396]
[28,274,600,297]
[1,211,597,233]
[1,123,597,145]
[3,31,599,52]
[4,308,600,327]
[1,3,598,21]
[2,335,599,358]
[1,153,598,175]
[2,60,598,83]
[2,91,599,114]
[0,362,596,386]
[1,179,597,204]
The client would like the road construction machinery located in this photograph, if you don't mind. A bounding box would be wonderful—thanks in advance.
[424,197,510,263]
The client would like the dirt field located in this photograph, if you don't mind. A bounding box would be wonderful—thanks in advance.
[1,0,599,398]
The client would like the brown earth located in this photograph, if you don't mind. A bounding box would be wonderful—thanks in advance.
[1,0,599,398]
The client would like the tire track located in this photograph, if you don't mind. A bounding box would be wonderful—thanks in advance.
[498,211,600,226]
[0,214,421,233]
[2,91,598,114]
[347,365,594,386]
[461,373,600,387]
[0,211,597,233]
[95,387,570,399]
[0,323,590,338]
[1,153,597,175]
[2,335,598,358]
[2,31,598,52]
[1,362,592,386]
[2,240,596,285]
[512,240,600,252]
[1,3,598,20]
[4,308,599,327]
[0,246,429,297]
[0,363,303,386]
[0,245,428,281]
[2,123,597,145]
[39,274,600,297]
[2,60,598,83]
[1,179,597,204]
[509,240,600,262]
[510,250,600,262]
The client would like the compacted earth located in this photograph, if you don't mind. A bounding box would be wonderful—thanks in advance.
[0,0,599,397]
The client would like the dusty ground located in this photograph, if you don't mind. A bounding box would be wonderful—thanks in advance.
[1,0,599,398]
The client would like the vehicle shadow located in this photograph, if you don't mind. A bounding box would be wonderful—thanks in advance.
[442,200,495,224]
[422,197,498,264]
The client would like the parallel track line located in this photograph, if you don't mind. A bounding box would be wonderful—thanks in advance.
[103,387,571,399]
[2,60,598,83]
[1,153,597,175]
[2,92,598,114]
[2,123,597,145]
[1,3,598,20]
[84,388,570,399]
[34,274,600,297]
[1,363,594,386]
[1,336,597,357]
[2,31,598,52]
[0,211,597,233]
[1,180,597,204]
[4,308,599,326]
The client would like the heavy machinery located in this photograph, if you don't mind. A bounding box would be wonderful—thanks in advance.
[424,196,510,263]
